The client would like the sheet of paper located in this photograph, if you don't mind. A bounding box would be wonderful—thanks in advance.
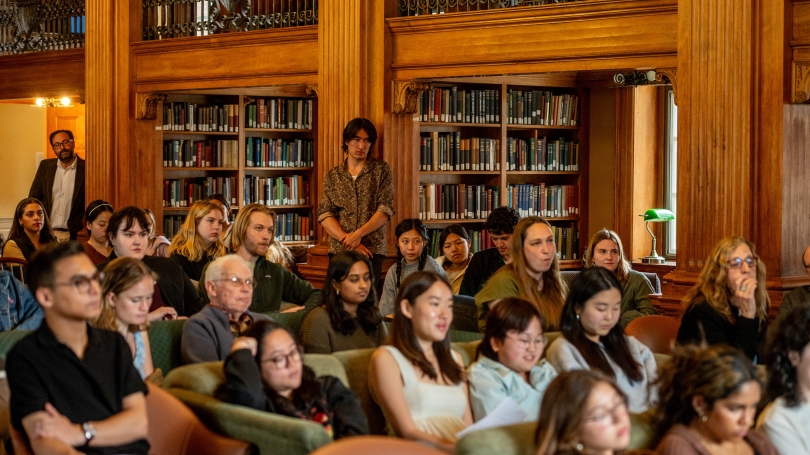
[456,397,527,440]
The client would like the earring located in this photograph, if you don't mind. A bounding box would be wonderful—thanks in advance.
[701,414,708,422]
[576,314,580,321]
[336,290,340,297]
[576,443,584,451]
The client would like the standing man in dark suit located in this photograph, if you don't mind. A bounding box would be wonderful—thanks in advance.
[28,130,85,241]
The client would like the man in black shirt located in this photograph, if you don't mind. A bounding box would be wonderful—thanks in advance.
[7,242,149,455]
[458,206,521,296]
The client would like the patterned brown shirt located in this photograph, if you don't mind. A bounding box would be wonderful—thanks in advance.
[318,157,395,255]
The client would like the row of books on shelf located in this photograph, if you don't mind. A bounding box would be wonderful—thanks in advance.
[163,177,237,207]
[245,137,314,168]
[506,90,579,127]
[242,176,311,207]
[163,102,239,132]
[426,228,495,258]
[552,226,580,261]
[506,184,579,218]
[245,98,314,130]
[506,137,580,171]
[419,183,500,221]
[420,133,500,171]
[163,213,314,242]
[162,140,239,168]
[419,87,500,124]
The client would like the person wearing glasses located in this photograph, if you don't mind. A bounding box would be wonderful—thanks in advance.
[777,244,810,318]
[7,242,149,454]
[653,345,778,455]
[28,129,85,241]
[676,236,770,361]
[318,118,395,290]
[181,255,272,365]
[198,203,320,315]
[467,297,557,422]
[546,267,658,414]
[217,320,369,439]
[534,370,632,455]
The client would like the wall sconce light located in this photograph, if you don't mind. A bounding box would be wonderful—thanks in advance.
[613,70,658,87]
[34,97,72,107]
[639,208,675,264]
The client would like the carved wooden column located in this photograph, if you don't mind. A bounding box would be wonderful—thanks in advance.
[84,0,114,203]
[665,0,799,314]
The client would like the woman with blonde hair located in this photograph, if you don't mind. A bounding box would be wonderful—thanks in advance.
[475,217,567,332]
[95,257,158,380]
[168,200,226,282]
[143,208,170,257]
[676,236,769,361]
[584,229,657,327]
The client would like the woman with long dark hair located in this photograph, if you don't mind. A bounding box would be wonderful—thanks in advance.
[653,345,777,454]
[676,236,769,361]
[436,224,472,294]
[583,229,657,327]
[217,320,369,439]
[300,251,387,353]
[370,271,472,453]
[546,267,657,414]
[379,218,445,316]
[757,304,810,453]
[82,200,114,265]
[534,370,631,455]
[468,297,557,421]
[475,216,567,332]
[3,198,56,261]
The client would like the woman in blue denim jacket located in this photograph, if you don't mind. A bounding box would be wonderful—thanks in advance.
[0,270,43,331]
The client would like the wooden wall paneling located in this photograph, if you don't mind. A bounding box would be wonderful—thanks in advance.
[577,88,591,259]
[0,50,84,100]
[631,85,660,262]
[387,0,677,80]
[781,104,810,278]
[131,28,319,92]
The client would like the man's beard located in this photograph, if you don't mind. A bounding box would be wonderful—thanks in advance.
[58,149,75,163]
[245,238,268,259]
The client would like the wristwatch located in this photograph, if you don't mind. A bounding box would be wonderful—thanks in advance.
[82,422,96,446]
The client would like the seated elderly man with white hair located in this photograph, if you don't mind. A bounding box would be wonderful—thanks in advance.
[181,254,272,364]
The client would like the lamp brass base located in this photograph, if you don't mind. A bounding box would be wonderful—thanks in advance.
[641,256,666,264]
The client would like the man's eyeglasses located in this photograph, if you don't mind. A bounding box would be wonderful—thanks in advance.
[262,348,302,369]
[727,256,757,270]
[349,136,372,145]
[55,271,103,294]
[506,334,547,349]
[51,139,74,150]
[214,277,257,289]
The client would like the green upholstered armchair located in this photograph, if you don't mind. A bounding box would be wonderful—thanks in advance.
[163,354,352,455]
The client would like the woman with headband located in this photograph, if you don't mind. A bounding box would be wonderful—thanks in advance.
[82,200,115,265]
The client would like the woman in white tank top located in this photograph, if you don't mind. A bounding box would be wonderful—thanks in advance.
[369,271,472,453]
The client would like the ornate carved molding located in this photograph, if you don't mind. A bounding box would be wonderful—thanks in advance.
[794,63,810,103]
[392,80,430,114]
[135,93,166,120]
[305,84,319,97]
[655,68,678,105]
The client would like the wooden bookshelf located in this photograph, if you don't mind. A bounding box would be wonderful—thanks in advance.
[157,88,318,246]
[416,79,588,265]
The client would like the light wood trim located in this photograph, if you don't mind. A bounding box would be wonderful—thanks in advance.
[388,0,677,80]
[0,49,84,100]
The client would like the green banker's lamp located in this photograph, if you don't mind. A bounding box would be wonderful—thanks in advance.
[640,208,675,264]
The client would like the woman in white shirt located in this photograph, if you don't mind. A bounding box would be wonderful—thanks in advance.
[757,304,810,453]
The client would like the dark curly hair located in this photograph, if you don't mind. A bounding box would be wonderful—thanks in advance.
[651,344,761,444]
[322,251,382,336]
[765,304,810,407]
[482,206,520,235]
[341,118,377,152]
[560,267,642,382]
[394,219,430,289]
